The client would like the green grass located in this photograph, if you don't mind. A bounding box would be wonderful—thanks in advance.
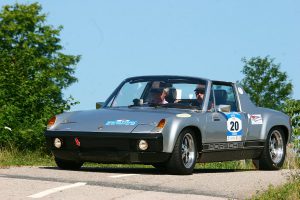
[250,159,300,200]
[250,179,300,200]
[0,148,255,170]
[196,160,255,170]
[83,163,154,168]
[0,147,297,172]
[0,149,150,168]
[83,160,254,170]
[0,149,55,167]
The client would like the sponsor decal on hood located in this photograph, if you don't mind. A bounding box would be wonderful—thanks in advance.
[105,120,137,126]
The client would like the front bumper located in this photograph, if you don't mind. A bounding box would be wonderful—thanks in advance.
[45,131,170,164]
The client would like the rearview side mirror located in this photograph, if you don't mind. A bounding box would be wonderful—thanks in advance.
[96,102,104,109]
[217,104,231,113]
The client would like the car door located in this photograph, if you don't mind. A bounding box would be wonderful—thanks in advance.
[204,82,249,144]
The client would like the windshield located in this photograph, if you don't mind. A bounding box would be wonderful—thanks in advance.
[108,78,207,110]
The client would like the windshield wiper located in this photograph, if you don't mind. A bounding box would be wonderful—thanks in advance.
[129,103,200,110]
[147,103,163,108]
[128,103,163,108]
[128,104,145,108]
[160,103,201,110]
[128,99,145,108]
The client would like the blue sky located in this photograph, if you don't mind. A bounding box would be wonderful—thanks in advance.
[1,0,300,110]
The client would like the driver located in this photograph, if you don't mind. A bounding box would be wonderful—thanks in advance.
[148,88,168,104]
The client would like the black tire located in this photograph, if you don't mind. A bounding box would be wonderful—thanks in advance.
[55,158,83,170]
[254,127,286,170]
[166,129,198,175]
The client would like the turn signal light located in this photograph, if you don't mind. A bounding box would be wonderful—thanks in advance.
[47,116,56,128]
[156,119,166,129]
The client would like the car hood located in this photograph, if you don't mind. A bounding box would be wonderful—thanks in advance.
[52,107,192,133]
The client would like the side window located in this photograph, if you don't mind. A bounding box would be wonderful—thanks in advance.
[212,84,239,112]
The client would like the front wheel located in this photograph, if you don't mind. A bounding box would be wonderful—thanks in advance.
[166,129,198,175]
[55,158,83,170]
[253,127,286,170]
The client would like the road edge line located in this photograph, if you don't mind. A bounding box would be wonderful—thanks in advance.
[27,182,86,198]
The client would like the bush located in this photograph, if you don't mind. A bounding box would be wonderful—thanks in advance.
[0,3,80,150]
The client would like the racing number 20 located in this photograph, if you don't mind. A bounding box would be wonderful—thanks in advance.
[230,121,239,131]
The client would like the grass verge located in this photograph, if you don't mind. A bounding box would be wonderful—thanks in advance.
[250,176,300,200]
[196,160,255,170]
[0,149,54,167]
[0,148,256,170]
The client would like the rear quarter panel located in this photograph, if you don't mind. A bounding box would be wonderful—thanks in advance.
[236,85,291,142]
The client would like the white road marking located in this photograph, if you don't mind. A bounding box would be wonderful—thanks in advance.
[109,174,139,178]
[27,182,86,198]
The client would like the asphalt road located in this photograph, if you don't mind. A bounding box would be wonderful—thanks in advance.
[0,166,291,200]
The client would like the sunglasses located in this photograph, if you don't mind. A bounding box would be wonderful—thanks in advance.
[195,91,204,95]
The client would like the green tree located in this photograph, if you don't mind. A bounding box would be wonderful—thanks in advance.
[240,56,292,110]
[283,99,300,150]
[0,3,80,150]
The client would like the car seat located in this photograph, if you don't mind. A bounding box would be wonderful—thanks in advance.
[214,89,228,105]
[166,88,177,103]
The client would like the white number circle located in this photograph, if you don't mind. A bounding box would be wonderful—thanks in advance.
[227,117,242,133]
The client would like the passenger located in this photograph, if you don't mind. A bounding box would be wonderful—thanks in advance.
[148,88,168,104]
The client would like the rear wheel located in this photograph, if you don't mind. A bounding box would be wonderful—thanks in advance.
[55,158,83,170]
[166,129,197,175]
[253,127,286,170]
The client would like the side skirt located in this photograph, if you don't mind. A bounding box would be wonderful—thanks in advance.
[199,140,264,163]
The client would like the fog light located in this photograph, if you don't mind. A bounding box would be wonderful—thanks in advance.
[138,140,148,151]
[54,138,62,148]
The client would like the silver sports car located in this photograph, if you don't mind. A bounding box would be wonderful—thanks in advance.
[45,76,292,174]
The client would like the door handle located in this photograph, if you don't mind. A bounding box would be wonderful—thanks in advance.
[212,113,221,121]
[213,117,220,121]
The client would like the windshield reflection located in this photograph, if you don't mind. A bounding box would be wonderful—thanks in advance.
[108,77,207,110]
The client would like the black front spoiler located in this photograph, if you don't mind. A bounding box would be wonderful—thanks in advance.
[45,131,170,164]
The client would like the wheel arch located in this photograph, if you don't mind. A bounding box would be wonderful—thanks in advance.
[259,111,291,144]
[269,125,290,145]
[180,126,202,152]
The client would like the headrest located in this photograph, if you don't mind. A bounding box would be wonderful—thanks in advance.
[149,88,165,94]
[214,89,227,99]
[168,88,177,99]
[165,87,177,103]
